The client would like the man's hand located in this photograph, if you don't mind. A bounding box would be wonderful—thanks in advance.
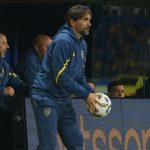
[86,93,102,116]
[4,86,15,96]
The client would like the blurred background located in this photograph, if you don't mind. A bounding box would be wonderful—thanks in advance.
[92,4,150,97]
[0,0,150,97]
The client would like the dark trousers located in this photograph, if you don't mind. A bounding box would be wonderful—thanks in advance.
[0,110,14,150]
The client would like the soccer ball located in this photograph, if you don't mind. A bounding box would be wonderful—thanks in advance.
[93,93,112,118]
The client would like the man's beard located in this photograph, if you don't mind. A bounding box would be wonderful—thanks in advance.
[81,28,90,36]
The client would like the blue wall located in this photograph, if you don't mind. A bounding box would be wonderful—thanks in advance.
[25,98,150,150]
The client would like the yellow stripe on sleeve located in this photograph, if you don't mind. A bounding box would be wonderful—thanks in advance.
[9,72,18,77]
[56,59,70,84]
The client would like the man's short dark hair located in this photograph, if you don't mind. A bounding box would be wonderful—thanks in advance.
[0,32,6,37]
[107,80,124,92]
[65,5,92,26]
[87,78,96,87]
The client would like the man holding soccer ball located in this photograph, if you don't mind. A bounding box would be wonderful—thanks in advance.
[31,5,101,150]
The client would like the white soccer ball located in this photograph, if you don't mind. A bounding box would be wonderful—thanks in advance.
[93,93,112,118]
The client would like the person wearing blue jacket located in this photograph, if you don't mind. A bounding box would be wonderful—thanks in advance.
[31,5,101,150]
[0,32,29,150]
[25,34,52,85]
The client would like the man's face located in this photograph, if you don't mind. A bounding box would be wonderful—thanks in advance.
[71,13,91,38]
[0,34,9,58]
[88,82,96,91]
[109,85,125,98]
[36,37,52,58]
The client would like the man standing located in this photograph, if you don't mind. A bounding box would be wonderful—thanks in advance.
[25,34,52,85]
[31,5,100,150]
[0,32,28,150]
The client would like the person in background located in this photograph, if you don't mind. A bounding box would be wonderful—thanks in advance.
[31,5,101,150]
[136,76,150,98]
[0,32,29,150]
[87,78,96,91]
[107,80,125,98]
[25,34,52,85]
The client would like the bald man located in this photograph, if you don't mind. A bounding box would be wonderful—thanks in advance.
[25,34,52,85]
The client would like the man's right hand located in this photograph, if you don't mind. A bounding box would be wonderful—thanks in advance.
[86,93,102,116]
[4,86,15,96]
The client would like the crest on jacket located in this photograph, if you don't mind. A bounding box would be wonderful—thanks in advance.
[43,108,51,117]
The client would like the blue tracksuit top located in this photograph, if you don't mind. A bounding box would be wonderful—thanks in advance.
[25,48,42,85]
[0,58,28,101]
[32,24,94,104]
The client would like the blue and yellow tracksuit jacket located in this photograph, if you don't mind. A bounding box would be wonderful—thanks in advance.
[32,24,94,105]
[25,48,42,85]
[0,58,28,103]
